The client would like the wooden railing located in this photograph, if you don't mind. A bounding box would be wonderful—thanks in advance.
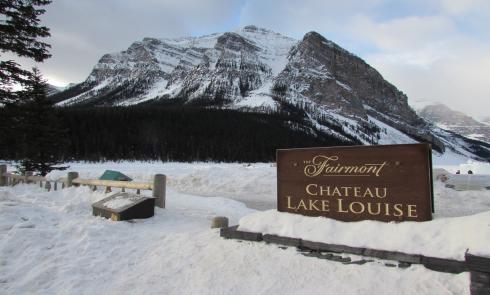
[1,171,67,190]
[0,165,166,208]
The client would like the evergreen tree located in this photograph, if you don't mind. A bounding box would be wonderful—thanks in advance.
[16,68,68,176]
[0,0,51,103]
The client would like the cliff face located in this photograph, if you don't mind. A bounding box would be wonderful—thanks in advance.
[50,25,490,161]
[273,31,421,124]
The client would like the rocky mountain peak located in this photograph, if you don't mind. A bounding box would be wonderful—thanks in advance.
[278,30,420,126]
[241,25,271,33]
[216,32,260,52]
[48,26,490,161]
[302,31,331,46]
[418,103,490,143]
[301,31,347,53]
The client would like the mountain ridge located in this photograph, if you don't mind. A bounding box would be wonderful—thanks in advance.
[418,103,490,144]
[50,25,490,162]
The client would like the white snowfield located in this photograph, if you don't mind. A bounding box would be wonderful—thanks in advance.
[1,161,488,294]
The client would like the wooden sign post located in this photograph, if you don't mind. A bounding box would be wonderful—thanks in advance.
[277,144,433,222]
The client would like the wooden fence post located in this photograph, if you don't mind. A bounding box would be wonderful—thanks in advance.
[211,216,229,229]
[45,181,51,192]
[67,172,79,187]
[0,164,6,186]
[25,171,33,184]
[153,174,166,208]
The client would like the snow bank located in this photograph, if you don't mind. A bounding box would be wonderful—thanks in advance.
[0,184,469,295]
[239,208,490,260]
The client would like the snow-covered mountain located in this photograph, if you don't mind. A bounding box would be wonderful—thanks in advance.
[46,83,64,96]
[418,103,490,144]
[51,25,490,161]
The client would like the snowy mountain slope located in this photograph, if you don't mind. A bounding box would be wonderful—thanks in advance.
[54,26,295,108]
[51,26,490,161]
[417,103,490,144]
[46,83,64,96]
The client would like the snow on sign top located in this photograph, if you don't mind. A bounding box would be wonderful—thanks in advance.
[102,193,144,210]
[276,144,434,222]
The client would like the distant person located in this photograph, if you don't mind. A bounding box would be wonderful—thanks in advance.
[456,170,460,174]
[468,170,473,174]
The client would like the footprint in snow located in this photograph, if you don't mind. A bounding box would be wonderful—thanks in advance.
[2,202,18,206]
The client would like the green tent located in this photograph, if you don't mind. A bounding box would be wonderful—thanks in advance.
[99,170,132,181]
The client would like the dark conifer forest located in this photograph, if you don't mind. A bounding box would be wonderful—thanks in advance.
[0,106,354,162]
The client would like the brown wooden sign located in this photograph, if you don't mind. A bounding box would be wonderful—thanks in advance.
[277,144,433,222]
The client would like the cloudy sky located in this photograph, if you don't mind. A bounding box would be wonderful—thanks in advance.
[7,0,490,118]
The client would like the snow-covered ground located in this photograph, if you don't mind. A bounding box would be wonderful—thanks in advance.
[1,159,489,294]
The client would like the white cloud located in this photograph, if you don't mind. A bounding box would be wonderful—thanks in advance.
[8,0,240,85]
[369,43,490,118]
[239,0,380,41]
[437,0,490,16]
[348,15,455,52]
[346,13,490,118]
